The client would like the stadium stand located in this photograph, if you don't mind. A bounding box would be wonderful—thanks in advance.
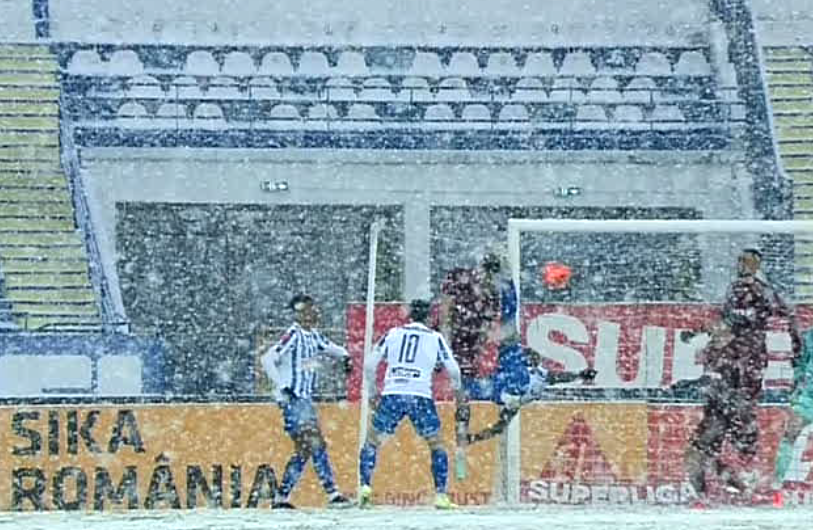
[763,46,813,299]
[0,44,100,330]
[58,45,743,149]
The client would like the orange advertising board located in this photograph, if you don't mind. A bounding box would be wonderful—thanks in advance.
[0,401,498,511]
[520,403,650,503]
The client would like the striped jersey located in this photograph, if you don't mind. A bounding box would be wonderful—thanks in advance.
[367,322,461,399]
[261,323,348,400]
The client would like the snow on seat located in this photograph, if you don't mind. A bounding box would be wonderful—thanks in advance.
[249,77,280,100]
[259,52,294,76]
[588,77,623,103]
[326,77,357,101]
[402,77,433,101]
[297,52,330,76]
[128,75,164,98]
[436,77,470,102]
[650,104,687,128]
[336,51,368,76]
[115,102,149,128]
[108,50,143,76]
[361,78,399,101]
[185,51,220,76]
[575,104,609,128]
[637,52,671,75]
[192,103,226,129]
[523,52,557,76]
[499,103,530,122]
[410,52,445,77]
[613,104,646,128]
[560,52,595,76]
[675,51,711,76]
[514,77,547,101]
[624,77,657,103]
[68,50,105,75]
[486,52,520,76]
[172,76,202,99]
[223,52,256,76]
[462,104,492,124]
[206,77,242,99]
[424,104,456,126]
[448,52,481,76]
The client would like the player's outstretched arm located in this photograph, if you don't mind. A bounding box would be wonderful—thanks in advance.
[548,368,597,386]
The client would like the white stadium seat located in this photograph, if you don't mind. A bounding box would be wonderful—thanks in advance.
[223,52,256,76]
[637,52,671,75]
[410,52,445,76]
[486,52,520,76]
[576,104,609,124]
[108,50,143,76]
[514,77,547,101]
[116,102,149,128]
[308,103,339,120]
[436,77,470,102]
[68,50,105,75]
[499,104,530,121]
[326,77,357,101]
[650,104,686,126]
[173,76,202,99]
[298,52,330,75]
[249,77,280,100]
[613,104,646,126]
[560,52,595,76]
[402,77,433,101]
[128,75,164,98]
[624,77,657,102]
[675,51,711,76]
[337,52,368,76]
[259,52,294,76]
[462,104,492,122]
[588,77,623,103]
[193,102,226,129]
[448,52,481,76]
[269,104,301,120]
[185,51,220,76]
[207,77,242,99]
[523,53,557,76]
[424,104,456,122]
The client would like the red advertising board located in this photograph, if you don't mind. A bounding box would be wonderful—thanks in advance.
[346,303,813,400]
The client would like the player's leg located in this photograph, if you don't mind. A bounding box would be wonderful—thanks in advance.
[358,394,404,507]
[724,394,760,496]
[774,389,813,487]
[274,396,314,508]
[685,400,727,503]
[410,396,455,509]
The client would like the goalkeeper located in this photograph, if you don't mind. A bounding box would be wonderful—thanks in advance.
[463,343,596,444]
[773,327,813,490]
[451,253,596,446]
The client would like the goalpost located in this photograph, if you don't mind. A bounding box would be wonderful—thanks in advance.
[500,218,813,505]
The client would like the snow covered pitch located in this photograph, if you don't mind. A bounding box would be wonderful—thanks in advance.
[2,505,812,530]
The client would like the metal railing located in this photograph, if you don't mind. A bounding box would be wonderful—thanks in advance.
[58,102,128,332]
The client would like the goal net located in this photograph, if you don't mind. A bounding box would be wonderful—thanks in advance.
[498,218,813,506]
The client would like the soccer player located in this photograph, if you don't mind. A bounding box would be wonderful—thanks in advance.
[773,327,812,501]
[358,299,465,510]
[260,294,352,509]
[682,248,800,506]
[464,346,597,444]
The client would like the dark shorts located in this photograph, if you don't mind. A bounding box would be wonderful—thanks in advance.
[372,394,441,438]
[281,395,319,435]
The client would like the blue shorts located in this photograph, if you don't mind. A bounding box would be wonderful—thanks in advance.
[281,395,319,435]
[372,394,441,438]
[492,343,530,404]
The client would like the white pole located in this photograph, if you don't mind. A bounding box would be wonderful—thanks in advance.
[502,224,522,504]
[357,219,382,498]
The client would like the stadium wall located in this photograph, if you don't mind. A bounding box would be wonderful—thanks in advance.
[78,148,750,305]
[752,0,813,46]
[0,0,36,42]
[48,0,709,46]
